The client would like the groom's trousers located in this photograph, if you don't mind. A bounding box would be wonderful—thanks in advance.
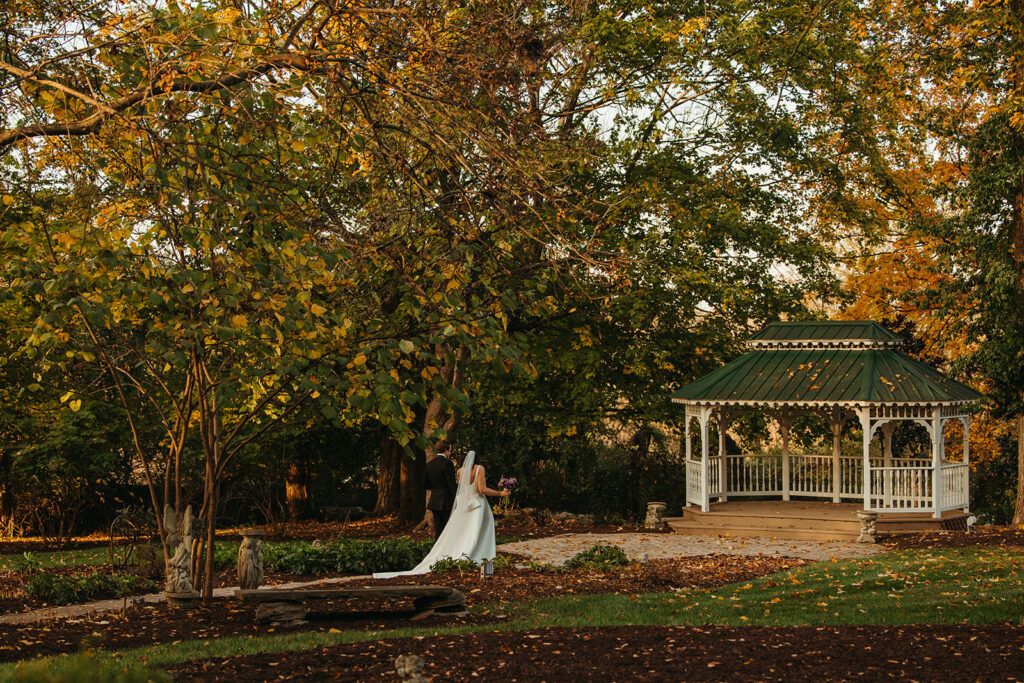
[432,507,451,540]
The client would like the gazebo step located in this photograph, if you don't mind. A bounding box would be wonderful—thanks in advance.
[681,512,860,532]
[665,519,859,542]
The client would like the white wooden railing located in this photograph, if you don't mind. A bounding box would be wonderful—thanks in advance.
[686,459,703,506]
[789,454,834,497]
[688,453,957,513]
[724,454,782,496]
[939,463,969,511]
[869,466,933,511]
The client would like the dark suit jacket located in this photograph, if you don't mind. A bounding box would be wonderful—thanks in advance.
[424,455,457,511]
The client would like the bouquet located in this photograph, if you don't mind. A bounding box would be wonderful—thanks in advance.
[497,476,518,514]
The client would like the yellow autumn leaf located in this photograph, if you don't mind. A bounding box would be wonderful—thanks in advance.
[231,314,248,328]
[353,353,367,366]
[69,399,82,412]
[310,303,326,316]
[291,140,305,152]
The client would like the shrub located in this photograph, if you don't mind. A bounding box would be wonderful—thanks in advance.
[264,537,432,575]
[429,557,479,573]
[564,544,629,570]
[212,542,239,568]
[24,572,158,605]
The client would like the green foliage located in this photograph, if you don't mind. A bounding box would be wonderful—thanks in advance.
[262,538,433,576]
[211,542,239,569]
[971,429,1020,525]
[0,547,111,571]
[458,413,686,520]
[10,655,170,683]
[24,572,157,605]
[564,544,629,571]
[429,558,479,574]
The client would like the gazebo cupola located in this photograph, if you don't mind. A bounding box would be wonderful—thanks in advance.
[671,321,983,519]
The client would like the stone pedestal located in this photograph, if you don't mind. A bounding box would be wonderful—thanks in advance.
[164,591,200,609]
[645,502,668,530]
[238,529,266,590]
[856,511,878,543]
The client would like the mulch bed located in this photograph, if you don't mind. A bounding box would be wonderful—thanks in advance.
[0,555,803,663]
[167,623,1024,681]
[881,525,1024,550]
[329,554,810,604]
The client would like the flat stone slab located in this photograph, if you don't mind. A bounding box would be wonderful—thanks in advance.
[497,532,886,565]
[236,585,461,602]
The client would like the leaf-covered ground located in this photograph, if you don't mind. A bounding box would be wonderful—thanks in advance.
[166,624,1024,681]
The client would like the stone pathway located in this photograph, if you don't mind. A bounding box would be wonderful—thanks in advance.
[498,532,885,565]
[1,532,884,625]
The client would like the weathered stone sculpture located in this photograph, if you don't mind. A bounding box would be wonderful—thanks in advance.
[238,529,266,590]
[856,511,878,543]
[164,505,197,596]
[394,654,428,683]
[645,502,668,530]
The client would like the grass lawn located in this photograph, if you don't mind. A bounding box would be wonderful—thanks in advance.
[3,545,1021,679]
[0,547,115,571]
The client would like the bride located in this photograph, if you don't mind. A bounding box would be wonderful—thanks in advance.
[373,450,509,579]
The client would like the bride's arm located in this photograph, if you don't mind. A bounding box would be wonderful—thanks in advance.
[476,466,510,498]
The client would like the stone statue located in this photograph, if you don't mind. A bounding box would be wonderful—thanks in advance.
[856,511,878,543]
[645,502,667,530]
[164,505,197,594]
[238,531,265,590]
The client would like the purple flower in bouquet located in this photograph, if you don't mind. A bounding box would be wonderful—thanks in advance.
[498,476,518,493]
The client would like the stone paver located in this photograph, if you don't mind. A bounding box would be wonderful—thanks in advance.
[497,532,884,565]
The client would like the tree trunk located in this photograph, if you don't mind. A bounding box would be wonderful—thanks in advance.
[399,447,426,523]
[1014,414,1024,524]
[285,461,312,522]
[203,478,218,600]
[374,433,402,515]
[0,450,12,535]
[1012,0,1024,526]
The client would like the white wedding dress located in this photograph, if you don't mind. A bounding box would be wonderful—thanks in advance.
[373,451,496,579]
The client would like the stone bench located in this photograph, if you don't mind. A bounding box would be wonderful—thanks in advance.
[235,585,468,625]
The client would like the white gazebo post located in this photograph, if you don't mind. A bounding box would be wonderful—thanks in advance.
[932,408,943,518]
[831,407,844,503]
[780,408,792,502]
[718,410,729,502]
[961,417,970,466]
[858,407,872,511]
[881,421,896,509]
[699,406,711,512]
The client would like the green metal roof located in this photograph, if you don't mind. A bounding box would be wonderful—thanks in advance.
[672,322,984,406]
[746,320,902,345]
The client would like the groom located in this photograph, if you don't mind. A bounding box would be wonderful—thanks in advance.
[424,441,458,541]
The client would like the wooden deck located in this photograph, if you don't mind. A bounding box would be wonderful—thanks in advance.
[664,501,970,542]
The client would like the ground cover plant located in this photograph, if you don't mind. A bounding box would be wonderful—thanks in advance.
[22,572,157,606]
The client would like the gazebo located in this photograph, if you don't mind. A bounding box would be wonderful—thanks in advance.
[667,321,984,540]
